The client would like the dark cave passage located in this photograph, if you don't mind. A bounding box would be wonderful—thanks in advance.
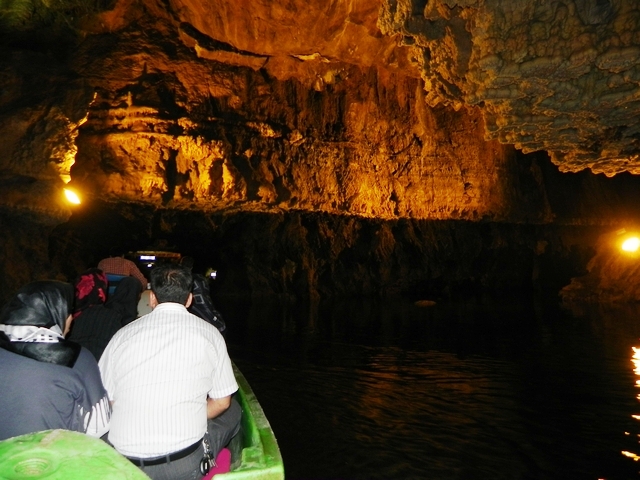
[45,200,600,305]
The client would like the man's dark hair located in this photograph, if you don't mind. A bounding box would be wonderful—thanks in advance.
[150,263,193,305]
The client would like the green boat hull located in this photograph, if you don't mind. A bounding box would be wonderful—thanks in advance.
[0,364,284,479]
[0,429,149,479]
[221,364,284,479]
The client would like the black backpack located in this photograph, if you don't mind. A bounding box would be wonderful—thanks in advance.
[188,274,226,333]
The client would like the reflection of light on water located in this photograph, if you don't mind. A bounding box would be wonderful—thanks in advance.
[625,347,640,461]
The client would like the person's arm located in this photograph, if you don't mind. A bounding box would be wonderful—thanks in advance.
[207,395,231,419]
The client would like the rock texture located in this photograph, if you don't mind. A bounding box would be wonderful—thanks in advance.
[69,0,499,219]
[379,0,640,175]
[0,49,94,223]
[72,49,535,220]
[1,0,640,302]
[1,0,640,221]
[48,161,640,304]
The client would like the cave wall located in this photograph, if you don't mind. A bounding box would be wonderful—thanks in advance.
[47,153,640,305]
[66,9,640,224]
[6,0,638,224]
[0,212,68,303]
[2,0,640,304]
[50,201,602,304]
[68,15,536,222]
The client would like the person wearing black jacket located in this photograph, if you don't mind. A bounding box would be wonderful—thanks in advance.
[68,269,141,360]
[179,256,226,334]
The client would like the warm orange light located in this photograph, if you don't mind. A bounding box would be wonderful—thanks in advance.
[632,347,640,374]
[622,237,640,253]
[64,188,81,205]
[622,450,640,461]
[629,348,640,463]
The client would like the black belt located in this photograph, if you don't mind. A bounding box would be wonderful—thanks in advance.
[127,438,202,467]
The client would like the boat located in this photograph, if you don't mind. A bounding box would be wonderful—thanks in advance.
[132,250,182,271]
[0,429,149,479]
[216,363,284,479]
[0,364,284,480]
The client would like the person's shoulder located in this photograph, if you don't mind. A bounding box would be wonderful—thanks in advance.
[98,321,133,367]
[180,309,215,327]
[73,347,101,370]
[187,313,225,339]
[113,315,146,336]
[0,347,30,367]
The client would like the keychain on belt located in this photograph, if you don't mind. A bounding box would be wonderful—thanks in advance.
[200,435,216,476]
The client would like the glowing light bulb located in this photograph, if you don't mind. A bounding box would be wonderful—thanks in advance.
[64,188,81,205]
[622,237,640,252]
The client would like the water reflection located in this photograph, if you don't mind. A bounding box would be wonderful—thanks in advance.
[624,346,640,462]
[221,294,640,479]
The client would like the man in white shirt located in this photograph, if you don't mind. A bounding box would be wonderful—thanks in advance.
[99,263,241,480]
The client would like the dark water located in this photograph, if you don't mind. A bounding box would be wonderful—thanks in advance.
[219,293,640,480]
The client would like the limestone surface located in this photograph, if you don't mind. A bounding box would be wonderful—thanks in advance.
[379,0,640,175]
[1,0,640,303]
[2,0,640,222]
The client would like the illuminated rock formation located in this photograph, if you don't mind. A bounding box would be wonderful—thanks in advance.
[72,50,531,221]
[1,0,640,302]
[379,0,640,176]
[3,0,640,219]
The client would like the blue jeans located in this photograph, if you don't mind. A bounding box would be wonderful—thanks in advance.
[139,399,242,480]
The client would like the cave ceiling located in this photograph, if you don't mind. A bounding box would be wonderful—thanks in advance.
[84,0,640,174]
[380,0,640,175]
[1,0,640,222]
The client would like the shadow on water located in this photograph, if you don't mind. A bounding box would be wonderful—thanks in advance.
[220,292,640,480]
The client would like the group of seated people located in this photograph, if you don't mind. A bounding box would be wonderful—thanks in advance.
[0,257,239,480]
